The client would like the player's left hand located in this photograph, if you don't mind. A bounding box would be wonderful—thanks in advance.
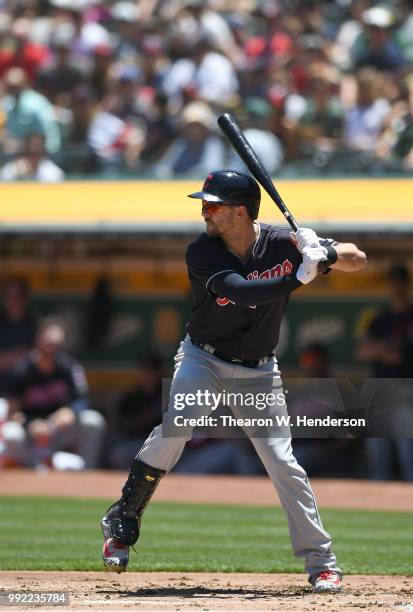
[296,245,328,284]
[290,228,321,253]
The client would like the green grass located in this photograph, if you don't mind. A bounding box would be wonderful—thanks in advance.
[0,496,411,574]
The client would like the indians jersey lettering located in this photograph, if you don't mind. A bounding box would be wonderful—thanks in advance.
[216,259,293,308]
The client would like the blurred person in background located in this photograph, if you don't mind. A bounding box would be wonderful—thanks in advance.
[48,0,111,61]
[137,91,177,170]
[110,0,141,64]
[87,92,144,173]
[351,6,405,71]
[376,74,413,170]
[396,0,413,63]
[0,17,49,81]
[342,67,391,154]
[0,278,36,394]
[161,33,239,108]
[104,64,142,122]
[293,65,344,159]
[356,264,413,481]
[108,353,163,470]
[288,343,361,477]
[227,97,283,175]
[59,84,97,173]
[0,132,65,181]
[89,43,114,102]
[1,317,106,470]
[0,66,61,156]
[174,436,265,476]
[35,29,84,105]
[333,1,368,70]
[152,100,224,178]
[173,0,240,65]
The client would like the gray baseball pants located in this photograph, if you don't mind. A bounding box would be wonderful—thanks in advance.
[137,336,342,579]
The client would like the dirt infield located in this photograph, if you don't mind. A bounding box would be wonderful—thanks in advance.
[1,469,413,511]
[1,571,412,611]
[1,471,412,611]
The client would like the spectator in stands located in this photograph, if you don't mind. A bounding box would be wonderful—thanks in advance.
[351,6,405,71]
[48,0,111,60]
[152,101,224,178]
[174,0,239,64]
[60,84,97,174]
[396,0,413,63]
[343,67,391,154]
[137,92,177,169]
[108,353,163,470]
[377,75,413,170]
[0,0,412,176]
[104,65,142,122]
[295,66,344,157]
[161,34,239,107]
[0,132,65,182]
[356,264,413,481]
[35,31,84,105]
[110,0,141,63]
[0,67,61,156]
[0,17,49,81]
[87,93,144,173]
[227,97,283,174]
[1,317,105,469]
[0,278,36,392]
[89,43,114,102]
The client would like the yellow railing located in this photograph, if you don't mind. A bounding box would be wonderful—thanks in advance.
[0,178,411,227]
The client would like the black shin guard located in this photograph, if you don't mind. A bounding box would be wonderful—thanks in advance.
[105,459,166,545]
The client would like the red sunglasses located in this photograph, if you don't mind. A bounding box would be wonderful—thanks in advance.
[202,202,223,214]
[202,201,235,214]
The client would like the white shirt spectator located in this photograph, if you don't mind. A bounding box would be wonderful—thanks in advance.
[0,158,65,182]
[152,134,225,179]
[162,51,238,104]
[344,98,391,151]
[228,128,283,175]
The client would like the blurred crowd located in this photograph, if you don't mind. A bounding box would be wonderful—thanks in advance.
[0,263,412,481]
[1,0,413,179]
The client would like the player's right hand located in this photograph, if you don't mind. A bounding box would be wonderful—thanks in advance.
[291,228,321,253]
[296,245,327,284]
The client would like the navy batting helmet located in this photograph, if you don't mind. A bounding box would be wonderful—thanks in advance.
[188,169,261,220]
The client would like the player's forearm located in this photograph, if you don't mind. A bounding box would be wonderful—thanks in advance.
[211,272,302,307]
[329,243,367,272]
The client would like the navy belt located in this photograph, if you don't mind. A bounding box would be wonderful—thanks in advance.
[191,339,273,368]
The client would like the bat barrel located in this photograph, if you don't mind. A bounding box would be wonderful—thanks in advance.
[218,113,300,232]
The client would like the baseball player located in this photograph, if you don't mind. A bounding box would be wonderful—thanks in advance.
[101,170,366,593]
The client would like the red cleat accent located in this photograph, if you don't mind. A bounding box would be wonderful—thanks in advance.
[311,571,342,593]
[101,519,129,573]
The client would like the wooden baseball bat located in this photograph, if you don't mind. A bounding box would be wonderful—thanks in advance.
[217,113,299,231]
[217,112,329,271]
